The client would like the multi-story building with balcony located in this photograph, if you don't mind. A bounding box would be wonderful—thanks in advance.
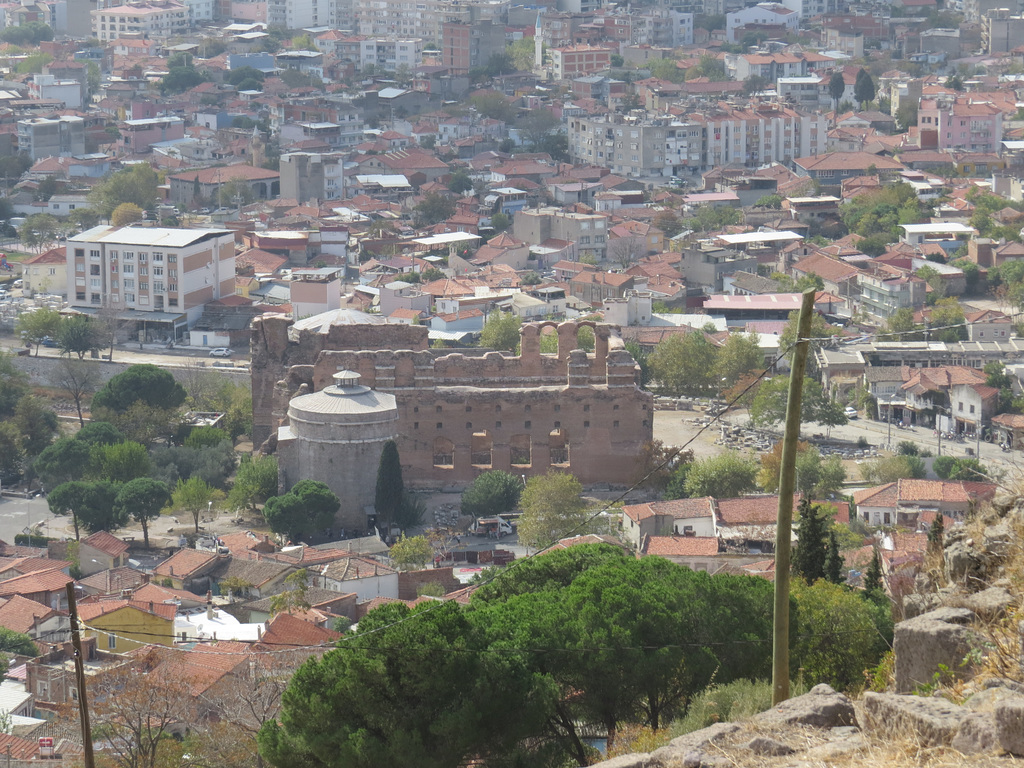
[66,226,236,340]
[358,37,423,71]
[91,0,190,42]
[918,96,1004,154]
[17,116,85,160]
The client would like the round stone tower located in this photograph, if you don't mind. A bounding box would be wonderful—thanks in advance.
[277,371,399,533]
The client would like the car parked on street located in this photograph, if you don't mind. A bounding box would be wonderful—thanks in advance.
[209,347,232,357]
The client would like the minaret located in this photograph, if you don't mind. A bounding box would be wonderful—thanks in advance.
[534,12,543,71]
[250,126,266,168]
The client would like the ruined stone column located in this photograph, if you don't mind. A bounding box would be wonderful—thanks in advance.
[557,321,578,362]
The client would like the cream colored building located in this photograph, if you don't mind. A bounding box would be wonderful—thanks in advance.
[21,246,68,297]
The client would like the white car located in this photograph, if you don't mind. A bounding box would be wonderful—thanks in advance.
[844,406,858,420]
[209,347,232,358]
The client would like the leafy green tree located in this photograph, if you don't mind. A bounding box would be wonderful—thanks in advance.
[263,480,338,542]
[16,306,61,355]
[461,470,522,517]
[778,309,840,362]
[114,477,170,548]
[75,421,125,447]
[111,202,144,227]
[12,395,58,459]
[932,455,989,481]
[750,375,823,427]
[757,442,845,497]
[227,454,278,512]
[0,21,52,45]
[860,454,926,485]
[95,440,151,483]
[648,332,718,396]
[927,514,944,553]
[713,332,762,391]
[791,578,891,692]
[258,601,549,768]
[683,452,757,499]
[389,534,434,570]
[517,108,559,150]
[55,315,101,360]
[927,297,967,342]
[34,437,93,489]
[172,476,215,533]
[518,471,588,549]
[76,480,125,534]
[447,169,473,194]
[19,213,60,252]
[469,92,518,123]
[883,307,920,341]
[0,422,23,482]
[161,65,209,95]
[375,440,404,531]
[479,311,521,352]
[414,192,456,225]
[92,364,186,413]
[184,426,229,449]
[89,164,160,216]
[863,547,883,593]
[0,627,37,657]
[649,57,686,83]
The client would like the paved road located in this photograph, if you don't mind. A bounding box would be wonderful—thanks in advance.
[0,494,61,544]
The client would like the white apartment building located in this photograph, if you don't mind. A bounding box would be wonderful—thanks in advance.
[29,74,83,109]
[777,0,838,17]
[357,0,446,41]
[359,37,423,71]
[268,0,335,29]
[67,227,236,337]
[725,3,798,42]
[91,0,190,42]
[182,0,215,20]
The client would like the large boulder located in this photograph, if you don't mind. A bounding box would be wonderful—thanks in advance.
[996,699,1024,755]
[752,684,857,727]
[893,607,977,694]
[862,692,967,747]
[957,586,1015,621]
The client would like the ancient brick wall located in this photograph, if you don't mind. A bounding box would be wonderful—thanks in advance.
[252,317,653,488]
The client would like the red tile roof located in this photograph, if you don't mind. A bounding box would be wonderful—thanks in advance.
[78,598,177,623]
[0,567,72,598]
[641,535,720,557]
[257,612,341,649]
[82,530,130,559]
[0,594,59,634]
[622,497,715,524]
[153,549,218,580]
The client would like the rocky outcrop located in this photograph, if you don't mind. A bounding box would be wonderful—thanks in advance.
[893,607,979,694]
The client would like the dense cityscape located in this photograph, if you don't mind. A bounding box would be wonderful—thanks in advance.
[0,0,1023,764]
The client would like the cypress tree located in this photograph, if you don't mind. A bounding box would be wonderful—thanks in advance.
[824,528,844,584]
[792,497,827,583]
[375,439,404,533]
[927,513,945,554]
[864,547,883,594]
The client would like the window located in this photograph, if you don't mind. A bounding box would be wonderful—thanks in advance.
[124,251,134,260]
[107,634,116,649]
[123,279,134,288]
[91,293,101,305]
[76,291,85,301]
[140,282,148,291]
[154,267,163,276]
[125,292,135,302]
[153,252,163,261]
[76,263,85,272]
[970,404,976,414]
[90,278,100,288]
[168,254,177,263]
[90,249,100,258]
[109,250,117,259]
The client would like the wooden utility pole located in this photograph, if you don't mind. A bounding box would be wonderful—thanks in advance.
[771,289,815,706]
[65,582,96,768]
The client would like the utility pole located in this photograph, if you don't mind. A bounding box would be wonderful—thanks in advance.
[65,583,96,768]
[771,288,815,707]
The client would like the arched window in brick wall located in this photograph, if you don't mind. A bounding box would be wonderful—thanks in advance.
[471,431,492,467]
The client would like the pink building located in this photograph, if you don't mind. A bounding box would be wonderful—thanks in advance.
[918,97,1003,154]
[120,116,185,153]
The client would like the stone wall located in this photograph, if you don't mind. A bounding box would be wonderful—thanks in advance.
[12,353,252,389]
[253,316,653,489]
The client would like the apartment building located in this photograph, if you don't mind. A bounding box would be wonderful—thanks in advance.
[513,207,609,263]
[17,116,85,160]
[550,45,611,81]
[67,227,236,336]
[28,74,83,109]
[359,37,423,71]
[357,0,447,41]
[777,0,839,18]
[91,0,190,42]
[441,19,505,73]
[918,96,1004,154]
[725,3,798,42]
[268,0,336,29]
[726,51,809,82]
[857,272,927,321]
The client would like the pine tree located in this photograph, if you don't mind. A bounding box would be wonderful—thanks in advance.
[792,498,827,583]
[863,547,883,594]
[825,529,844,584]
[374,440,404,533]
[927,514,945,554]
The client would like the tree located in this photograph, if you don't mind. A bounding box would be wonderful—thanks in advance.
[792,498,829,583]
[517,108,559,150]
[713,332,762,391]
[683,452,757,499]
[824,529,844,584]
[34,438,93,489]
[469,92,517,123]
[49,357,101,426]
[161,64,208,95]
[608,237,645,269]
[791,578,891,692]
[778,309,840,361]
[0,627,37,657]
[91,364,186,413]
[860,454,926,485]
[750,375,822,427]
[16,306,60,355]
[0,351,30,419]
[758,441,844,497]
[652,209,683,238]
[269,568,311,615]
[490,212,511,232]
[389,534,434,570]
[111,202,144,226]
[115,477,170,548]
[264,480,338,542]
[185,425,230,449]
[227,454,279,512]
[448,169,473,194]
[0,22,52,45]
[883,307,919,341]
[77,480,125,534]
[12,395,58,460]
[479,311,521,352]
[55,315,101,359]
[172,476,215,533]
[95,440,151,483]
[649,57,686,83]
[19,213,60,252]
[854,68,875,108]
[461,470,522,517]
[374,440,404,532]
[743,74,770,95]
[828,70,846,113]
[414,192,456,225]
[48,481,89,539]
[647,333,718,396]
[89,164,160,217]
[517,471,589,549]
[75,421,125,446]
[864,546,883,593]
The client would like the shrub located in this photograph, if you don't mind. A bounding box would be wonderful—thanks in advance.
[671,679,807,737]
